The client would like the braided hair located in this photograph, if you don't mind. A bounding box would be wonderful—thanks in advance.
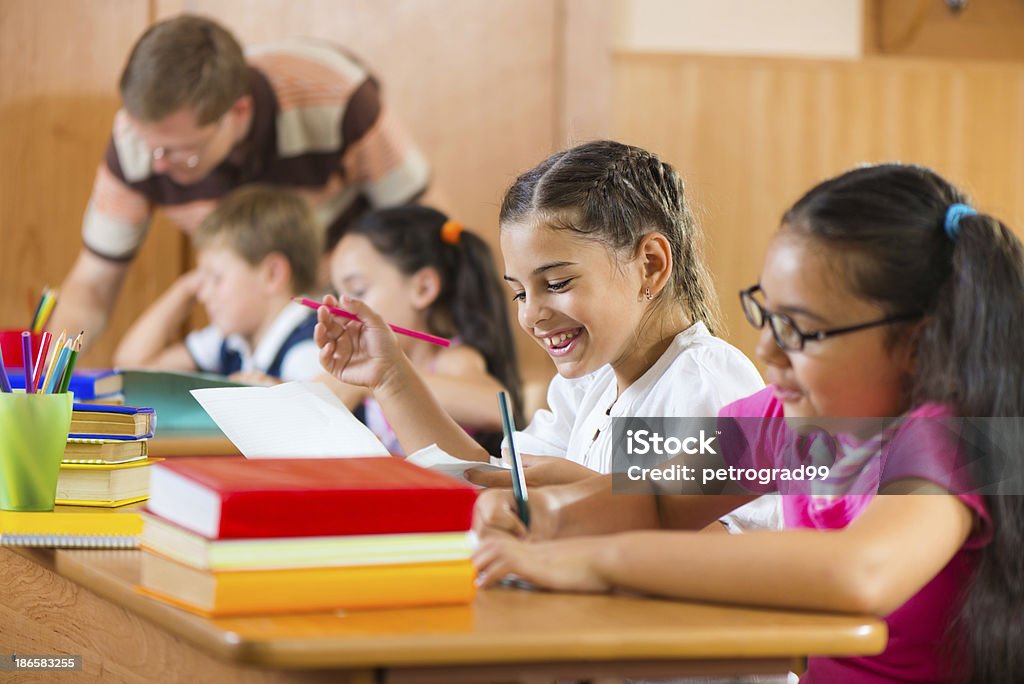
[498,140,721,334]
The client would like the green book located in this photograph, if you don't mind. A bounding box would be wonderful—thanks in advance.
[120,369,249,434]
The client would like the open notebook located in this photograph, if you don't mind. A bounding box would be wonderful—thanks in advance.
[190,382,390,458]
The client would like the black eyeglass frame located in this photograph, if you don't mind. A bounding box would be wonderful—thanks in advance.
[739,284,921,352]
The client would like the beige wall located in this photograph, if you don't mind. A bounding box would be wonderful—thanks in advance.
[614,0,863,58]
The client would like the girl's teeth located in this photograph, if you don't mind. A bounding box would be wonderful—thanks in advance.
[546,331,578,347]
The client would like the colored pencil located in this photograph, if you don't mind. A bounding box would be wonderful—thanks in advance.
[44,342,71,394]
[31,331,52,391]
[0,346,11,393]
[56,334,82,394]
[40,330,67,394]
[292,297,451,348]
[21,332,34,394]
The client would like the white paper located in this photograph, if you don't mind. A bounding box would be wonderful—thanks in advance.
[406,443,507,481]
[190,382,390,458]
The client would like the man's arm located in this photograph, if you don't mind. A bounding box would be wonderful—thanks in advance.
[49,249,129,348]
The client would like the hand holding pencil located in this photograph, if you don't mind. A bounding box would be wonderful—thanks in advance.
[313,294,411,392]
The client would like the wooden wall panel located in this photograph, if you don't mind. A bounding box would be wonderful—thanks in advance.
[613,52,1024,371]
[0,0,187,367]
[865,0,1024,61]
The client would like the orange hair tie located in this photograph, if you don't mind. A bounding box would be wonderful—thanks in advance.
[440,220,464,245]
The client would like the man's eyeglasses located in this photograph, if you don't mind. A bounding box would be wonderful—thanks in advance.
[150,116,225,170]
[740,284,920,352]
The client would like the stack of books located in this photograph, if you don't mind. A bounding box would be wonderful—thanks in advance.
[57,402,158,507]
[139,456,478,616]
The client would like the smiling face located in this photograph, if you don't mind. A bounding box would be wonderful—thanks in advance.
[501,219,660,384]
[196,244,271,339]
[754,232,915,419]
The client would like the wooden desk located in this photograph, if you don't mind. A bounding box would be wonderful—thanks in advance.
[1,547,885,683]
[148,431,239,457]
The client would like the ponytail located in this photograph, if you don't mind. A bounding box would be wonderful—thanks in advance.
[447,231,524,430]
[345,206,524,446]
[914,213,1024,416]
[922,214,1024,684]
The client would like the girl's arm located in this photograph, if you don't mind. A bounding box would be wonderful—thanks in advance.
[466,455,603,488]
[474,473,755,540]
[312,372,368,410]
[316,294,489,461]
[420,346,506,430]
[475,491,974,616]
[113,271,201,371]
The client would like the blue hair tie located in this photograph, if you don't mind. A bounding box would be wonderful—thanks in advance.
[944,203,976,241]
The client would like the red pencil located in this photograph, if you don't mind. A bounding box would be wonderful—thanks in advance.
[31,330,52,391]
[292,297,451,348]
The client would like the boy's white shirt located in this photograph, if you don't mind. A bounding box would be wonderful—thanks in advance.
[185,300,321,381]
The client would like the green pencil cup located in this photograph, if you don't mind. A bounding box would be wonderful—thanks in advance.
[0,390,73,511]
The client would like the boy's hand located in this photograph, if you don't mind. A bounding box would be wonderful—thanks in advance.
[173,270,203,300]
[314,294,403,391]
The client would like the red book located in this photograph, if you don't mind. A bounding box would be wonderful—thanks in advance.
[148,457,477,540]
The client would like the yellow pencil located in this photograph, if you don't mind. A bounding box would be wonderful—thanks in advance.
[40,329,67,393]
[32,293,57,334]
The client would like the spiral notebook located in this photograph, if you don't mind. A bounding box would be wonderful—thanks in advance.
[0,509,142,548]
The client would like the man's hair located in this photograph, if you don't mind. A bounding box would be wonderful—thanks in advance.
[193,185,321,294]
[119,14,249,124]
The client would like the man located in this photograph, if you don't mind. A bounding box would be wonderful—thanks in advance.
[53,15,433,346]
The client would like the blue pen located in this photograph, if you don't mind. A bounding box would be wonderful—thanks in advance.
[498,390,529,527]
[0,346,11,392]
[44,345,71,394]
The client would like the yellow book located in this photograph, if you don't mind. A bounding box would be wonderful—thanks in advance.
[142,512,473,571]
[139,551,477,616]
[56,458,156,506]
[0,509,142,547]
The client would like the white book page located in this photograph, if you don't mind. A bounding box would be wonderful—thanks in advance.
[190,382,390,458]
[406,443,507,482]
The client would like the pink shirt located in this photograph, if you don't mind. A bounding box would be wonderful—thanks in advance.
[720,387,992,683]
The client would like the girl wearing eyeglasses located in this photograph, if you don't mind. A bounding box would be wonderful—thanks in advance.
[474,163,1024,683]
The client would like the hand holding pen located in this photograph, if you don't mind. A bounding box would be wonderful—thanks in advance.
[313,294,410,392]
[295,297,449,347]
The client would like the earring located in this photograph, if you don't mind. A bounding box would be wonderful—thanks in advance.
[644,287,653,301]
